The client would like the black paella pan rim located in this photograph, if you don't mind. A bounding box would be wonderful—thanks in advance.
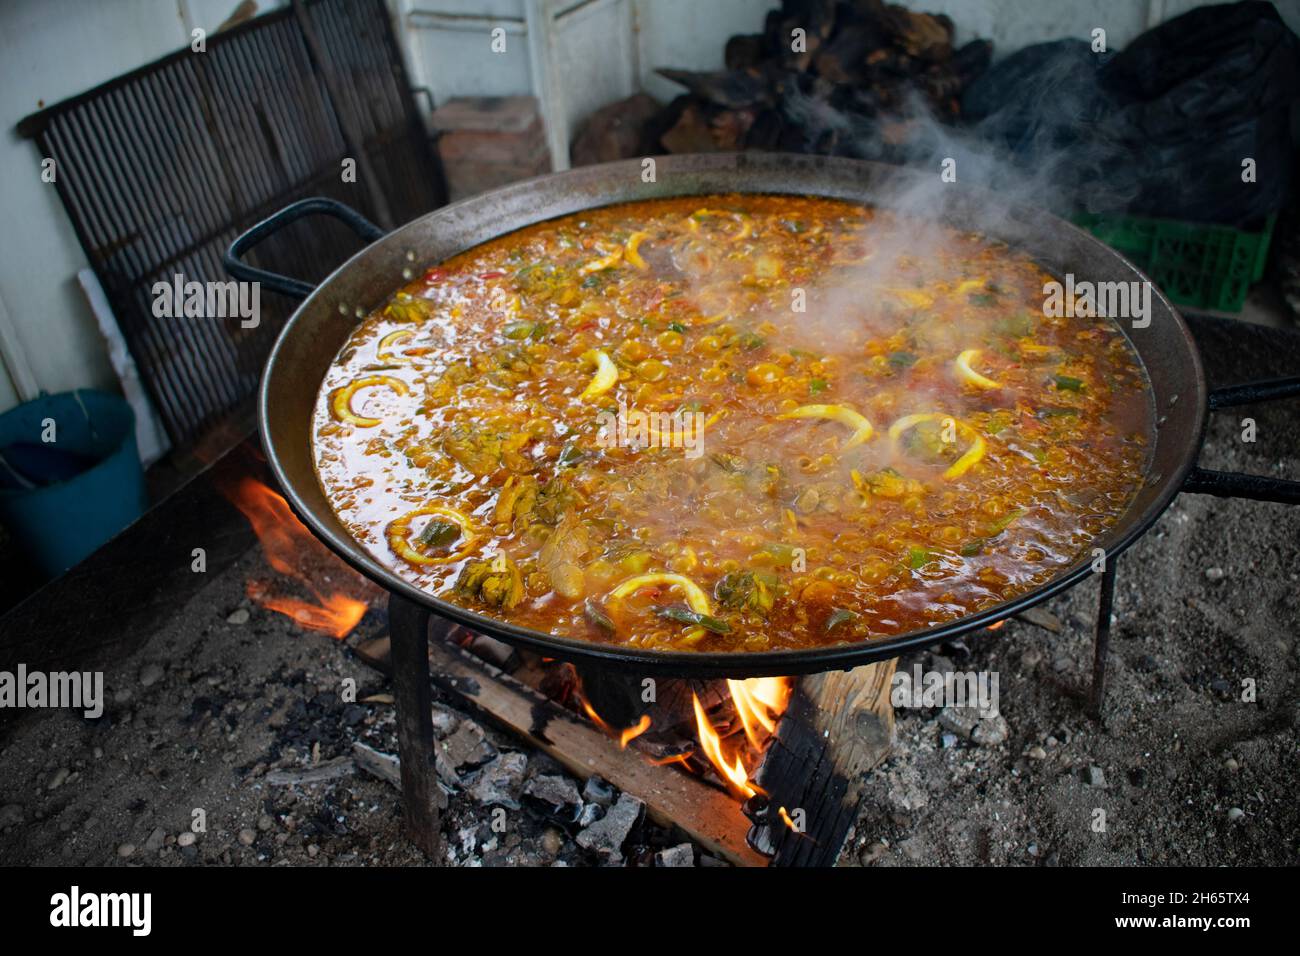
[247,152,1207,679]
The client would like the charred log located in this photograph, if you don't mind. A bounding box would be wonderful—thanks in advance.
[654,67,778,111]
[749,660,896,866]
[725,33,768,71]
[637,0,993,160]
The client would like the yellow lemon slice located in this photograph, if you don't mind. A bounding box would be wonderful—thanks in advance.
[578,247,623,276]
[624,231,650,270]
[610,572,711,612]
[954,349,1002,390]
[386,504,480,566]
[889,412,986,480]
[686,209,752,241]
[578,349,618,401]
[778,403,874,450]
[609,572,713,642]
[330,375,408,427]
[376,329,415,365]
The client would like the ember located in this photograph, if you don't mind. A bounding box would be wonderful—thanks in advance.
[572,677,639,745]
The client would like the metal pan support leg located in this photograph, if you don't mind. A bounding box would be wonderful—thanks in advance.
[388,592,442,858]
[1088,557,1118,719]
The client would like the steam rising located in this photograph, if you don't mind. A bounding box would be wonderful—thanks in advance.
[646,48,1150,548]
[777,40,1142,218]
[720,43,1154,376]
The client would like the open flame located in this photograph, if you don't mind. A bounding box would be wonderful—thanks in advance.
[222,476,369,638]
[568,666,791,801]
[691,678,791,799]
[620,714,652,748]
[727,678,791,750]
[692,692,761,798]
[571,679,652,750]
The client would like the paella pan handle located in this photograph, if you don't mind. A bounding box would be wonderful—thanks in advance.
[223,197,387,300]
[1182,375,1300,504]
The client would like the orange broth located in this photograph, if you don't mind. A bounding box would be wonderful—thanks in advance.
[313,195,1153,652]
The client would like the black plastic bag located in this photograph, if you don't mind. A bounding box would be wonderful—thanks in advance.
[1102,1,1298,123]
[1098,1,1300,224]
[961,3,1300,225]
[960,39,1140,215]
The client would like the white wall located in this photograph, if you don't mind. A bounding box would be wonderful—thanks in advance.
[635,0,771,103]
[551,0,639,148]
[2,0,1298,417]
[398,0,534,103]
[0,0,287,415]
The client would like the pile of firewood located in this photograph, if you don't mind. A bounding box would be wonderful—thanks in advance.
[630,0,991,161]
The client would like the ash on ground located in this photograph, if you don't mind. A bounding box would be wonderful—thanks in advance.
[846,405,1299,866]
[0,405,1296,867]
[0,549,703,867]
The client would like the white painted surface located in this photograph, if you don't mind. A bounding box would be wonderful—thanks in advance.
[0,0,287,417]
[904,0,1148,48]
[552,0,640,165]
[78,268,170,465]
[0,290,39,405]
[401,0,640,169]
[404,0,534,103]
[633,0,770,102]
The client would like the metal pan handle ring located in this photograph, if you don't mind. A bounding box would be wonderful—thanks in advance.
[224,197,386,300]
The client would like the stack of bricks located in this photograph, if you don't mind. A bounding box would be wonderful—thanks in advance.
[431,96,551,201]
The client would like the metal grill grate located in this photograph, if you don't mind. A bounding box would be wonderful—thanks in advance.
[19,0,446,446]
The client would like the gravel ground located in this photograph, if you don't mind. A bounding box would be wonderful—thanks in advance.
[0,339,1295,867]
[846,408,1300,866]
[0,549,700,867]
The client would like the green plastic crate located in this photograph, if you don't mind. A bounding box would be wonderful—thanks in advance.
[1070,212,1275,313]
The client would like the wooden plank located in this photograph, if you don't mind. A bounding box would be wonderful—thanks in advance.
[753,659,897,866]
[352,741,402,787]
[1015,605,1062,632]
[425,637,767,867]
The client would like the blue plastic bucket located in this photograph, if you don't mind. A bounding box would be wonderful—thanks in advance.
[0,390,146,578]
